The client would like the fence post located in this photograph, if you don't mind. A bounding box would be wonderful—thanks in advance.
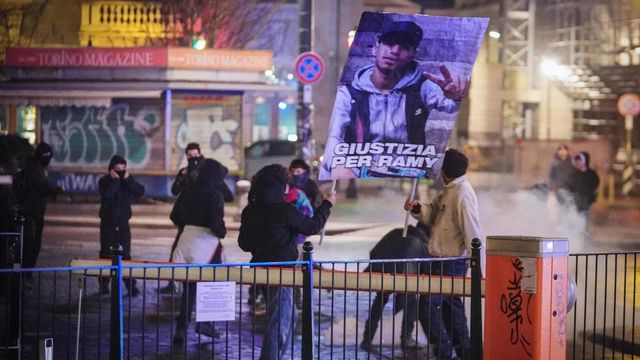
[470,238,483,360]
[302,240,314,360]
[7,213,25,360]
[110,244,124,360]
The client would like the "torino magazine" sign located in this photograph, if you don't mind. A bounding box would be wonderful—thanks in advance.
[5,47,272,72]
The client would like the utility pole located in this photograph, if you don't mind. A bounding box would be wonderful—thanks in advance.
[297,0,313,163]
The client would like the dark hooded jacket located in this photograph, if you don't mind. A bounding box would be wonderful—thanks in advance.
[98,155,145,225]
[170,159,227,238]
[13,142,61,219]
[364,224,431,274]
[238,165,332,263]
[565,152,599,212]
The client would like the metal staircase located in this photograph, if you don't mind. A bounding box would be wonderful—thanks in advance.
[536,0,640,140]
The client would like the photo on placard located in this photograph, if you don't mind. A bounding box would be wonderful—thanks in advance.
[319,11,488,180]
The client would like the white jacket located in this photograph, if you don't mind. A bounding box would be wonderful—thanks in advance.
[410,175,483,258]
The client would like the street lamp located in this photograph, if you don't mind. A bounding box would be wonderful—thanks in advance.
[540,58,560,140]
[540,57,559,77]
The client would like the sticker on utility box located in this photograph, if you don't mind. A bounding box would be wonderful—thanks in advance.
[196,281,236,322]
[519,258,537,294]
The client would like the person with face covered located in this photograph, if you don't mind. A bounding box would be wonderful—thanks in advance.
[160,142,233,294]
[13,142,64,273]
[289,159,321,207]
[172,143,202,195]
[171,142,234,200]
[98,155,145,296]
[169,159,229,345]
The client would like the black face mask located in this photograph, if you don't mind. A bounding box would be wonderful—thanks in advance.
[187,156,204,171]
[290,172,309,190]
[38,155,52,167]
[115,170,126,178]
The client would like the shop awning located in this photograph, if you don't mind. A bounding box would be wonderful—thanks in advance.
[0,89,163,107]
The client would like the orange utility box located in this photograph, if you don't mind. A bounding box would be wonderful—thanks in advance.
[484,236,569,360]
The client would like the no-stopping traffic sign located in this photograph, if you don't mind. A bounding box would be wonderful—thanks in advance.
[294,51,325,85]
[617,93,640,117]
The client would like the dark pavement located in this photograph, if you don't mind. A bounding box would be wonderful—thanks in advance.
[6,189,640,359]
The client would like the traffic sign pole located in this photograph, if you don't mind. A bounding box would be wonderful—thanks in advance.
[294,51,325,167]
[297,0,313,169]
[623,114,634,195]
[617,93,639,196]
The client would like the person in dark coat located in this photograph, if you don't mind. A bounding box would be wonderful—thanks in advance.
[159,142,233,294]
[565,151,600,215]
[360,224,431,352]
[238,164,334,360]
[171,142,233,200]
[98,155,145,295]
[169,158,229,344]
[13,142,64,273]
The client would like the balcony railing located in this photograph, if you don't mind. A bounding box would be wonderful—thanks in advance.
[79,1,168,47]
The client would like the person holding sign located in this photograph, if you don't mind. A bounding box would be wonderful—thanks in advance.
[321,20,468,179]
[404,149,483,359]
[238,164,335,360]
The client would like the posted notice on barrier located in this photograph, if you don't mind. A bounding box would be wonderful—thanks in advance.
[519,258,537,294]
[195,281,236,322]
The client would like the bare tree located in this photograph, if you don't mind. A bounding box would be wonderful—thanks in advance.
[157,0,284,49]
[0,0,49,62]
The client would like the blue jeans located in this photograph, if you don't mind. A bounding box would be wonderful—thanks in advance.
[419,259,470,359]
[260,286,297,360]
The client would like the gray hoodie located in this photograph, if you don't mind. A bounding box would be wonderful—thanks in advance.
[321,62,459,178]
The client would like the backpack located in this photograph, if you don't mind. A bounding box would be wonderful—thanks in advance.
[344,76,429,144]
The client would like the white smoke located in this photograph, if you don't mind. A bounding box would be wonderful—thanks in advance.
[477,189,589,252]
[322,179,596,254]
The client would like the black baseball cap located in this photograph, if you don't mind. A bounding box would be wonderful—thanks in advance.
[378,21,423,49]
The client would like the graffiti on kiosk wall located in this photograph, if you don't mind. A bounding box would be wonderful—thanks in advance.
[175,106,240,172]
[40,103,162,168]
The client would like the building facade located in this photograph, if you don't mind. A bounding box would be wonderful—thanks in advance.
[0,0,300,196]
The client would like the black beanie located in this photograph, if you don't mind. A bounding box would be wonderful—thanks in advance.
[289,158,310,172]
[108,155,127,170]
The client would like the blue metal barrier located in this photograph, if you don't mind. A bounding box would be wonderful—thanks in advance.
[2,240,483,360]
